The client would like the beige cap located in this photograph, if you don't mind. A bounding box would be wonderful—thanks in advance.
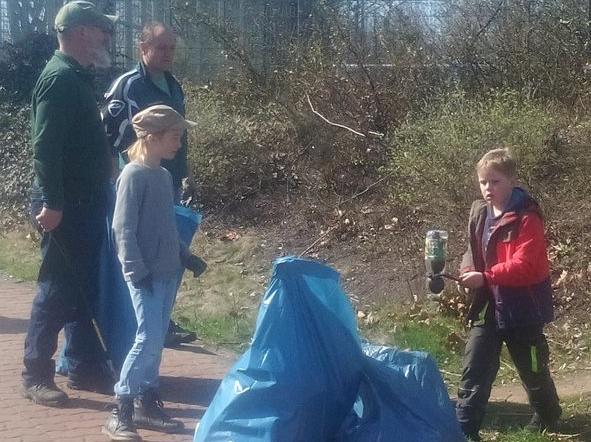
[132,104,196,138]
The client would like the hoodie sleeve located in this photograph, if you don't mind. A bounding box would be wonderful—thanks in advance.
[112,168,150,283]
[460,201,480,273]
[484,213,549,287]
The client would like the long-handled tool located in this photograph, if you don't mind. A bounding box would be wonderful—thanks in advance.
[49,233,118,380]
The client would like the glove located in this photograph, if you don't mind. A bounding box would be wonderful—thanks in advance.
[133,274,152,291]
[185,255,207,278]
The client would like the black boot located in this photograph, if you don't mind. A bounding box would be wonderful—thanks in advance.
[164,320,196,348]
[103,398,141,441]
[133,390,184,433]
[525,411,561,433]
[23,381,68,407]
[67,362,116,395]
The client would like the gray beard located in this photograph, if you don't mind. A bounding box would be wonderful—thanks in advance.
[91,46,111,69]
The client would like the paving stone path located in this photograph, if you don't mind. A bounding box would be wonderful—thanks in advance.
[0,276,233,442]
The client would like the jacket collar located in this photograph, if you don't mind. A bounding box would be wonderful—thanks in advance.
[137,61,176,85]
[472,187,541,228]
[54,50,93,80]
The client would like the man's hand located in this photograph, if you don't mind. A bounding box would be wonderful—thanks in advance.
[35,207,63,232]
[459,271,485,289]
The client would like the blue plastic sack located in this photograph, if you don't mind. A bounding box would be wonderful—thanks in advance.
[195,257,464,442]
[195,257,364,442]
[56,196,201,374]
[336,344,464,442]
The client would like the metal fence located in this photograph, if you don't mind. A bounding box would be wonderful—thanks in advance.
[0,0,443,83]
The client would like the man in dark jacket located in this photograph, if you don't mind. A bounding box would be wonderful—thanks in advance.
[23,1,117,407]
[102,21,196,347]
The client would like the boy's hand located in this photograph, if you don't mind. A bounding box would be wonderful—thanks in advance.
[459,271,485,289]
[133,274,152,291]
[185,255,207,278]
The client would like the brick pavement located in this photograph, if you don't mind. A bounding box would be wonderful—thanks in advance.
[0,276,234,442]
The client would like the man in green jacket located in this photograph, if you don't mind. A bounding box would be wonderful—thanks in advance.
[23,1,117,407]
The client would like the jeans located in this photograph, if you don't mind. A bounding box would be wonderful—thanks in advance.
[23,192,107,387]
[114,276,179,398]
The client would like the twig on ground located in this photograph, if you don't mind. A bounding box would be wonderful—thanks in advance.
[298,225,338,257]
[440,369,461,378]
[306,94,384,138]
[338,172,394,207]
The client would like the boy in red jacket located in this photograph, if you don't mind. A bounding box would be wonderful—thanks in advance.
[457,148,561,441]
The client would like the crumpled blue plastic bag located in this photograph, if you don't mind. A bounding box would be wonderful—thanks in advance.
[336,344,464,442]
[195,257,464,442]
[195,256,364,442]
[56,197,201,374]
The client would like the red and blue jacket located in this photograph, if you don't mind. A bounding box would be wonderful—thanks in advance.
[461,187,554,330]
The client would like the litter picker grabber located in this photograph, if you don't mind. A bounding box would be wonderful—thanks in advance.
[49,232,118,381]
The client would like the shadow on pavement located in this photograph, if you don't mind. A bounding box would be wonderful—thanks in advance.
[159,376,221,407]
[66,396,114,412]
[0,315,29,334]
[170,343,216,356]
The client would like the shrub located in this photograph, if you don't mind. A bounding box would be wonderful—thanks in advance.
[388,90,564,218]
[0,33,56,103]
[184,84,299,204]
[0,103,32,228]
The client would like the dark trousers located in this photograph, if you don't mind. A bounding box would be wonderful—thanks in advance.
[456,323,561,435]
[22,194,107,387]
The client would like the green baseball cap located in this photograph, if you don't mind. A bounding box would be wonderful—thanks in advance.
[55,1,118,34]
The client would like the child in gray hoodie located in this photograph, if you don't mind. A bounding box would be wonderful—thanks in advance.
[105,104,203,441]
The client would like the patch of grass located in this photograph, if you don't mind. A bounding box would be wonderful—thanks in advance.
[0,229,40,281]
[176,312,254,353]
[359,303,465,378]
[480,393,591,441]
[173,228,271,350]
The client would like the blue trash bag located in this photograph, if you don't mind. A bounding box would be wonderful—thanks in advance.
[56,196,202,375]
[195,257,464,442]
[335,344,465,442]
[194,256,365,442]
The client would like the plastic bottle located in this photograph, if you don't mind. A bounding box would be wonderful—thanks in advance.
[424,230,448,275]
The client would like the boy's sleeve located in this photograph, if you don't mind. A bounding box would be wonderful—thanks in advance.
[460,202,478,273]
[112,170,149,283]
[484,213,548,286]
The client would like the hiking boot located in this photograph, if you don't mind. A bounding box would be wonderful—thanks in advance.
[164,320,196,348]
[23,382,68,407]
[67,374,115,395]
[525,412,560,433]
[133,390,184,433]
[103,399,141,441]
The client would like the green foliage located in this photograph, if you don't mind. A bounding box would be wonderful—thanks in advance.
[0,103,33,227]
[444,0,591,103]
[360,305,464,377]
[185,84,299,204]
[0,33,56,103]
[389,90,564,217]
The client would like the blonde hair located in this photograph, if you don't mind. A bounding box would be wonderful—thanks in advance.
[126,137,149,163]
[476,148,517,178]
